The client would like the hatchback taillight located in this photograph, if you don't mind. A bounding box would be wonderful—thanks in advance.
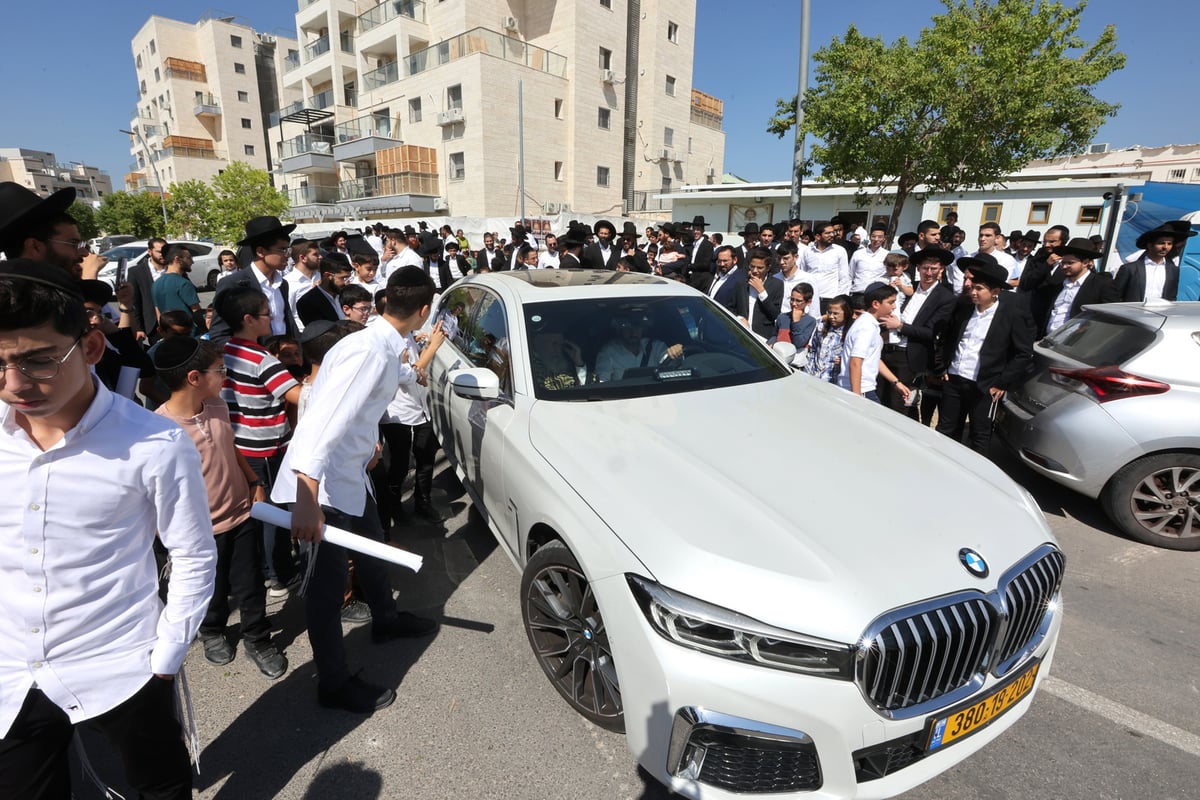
[1049,365,1170,402]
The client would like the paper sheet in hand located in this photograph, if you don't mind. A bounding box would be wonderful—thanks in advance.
[250,502,423,572]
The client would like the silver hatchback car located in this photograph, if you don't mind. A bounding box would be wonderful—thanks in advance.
[997,302,1200,551]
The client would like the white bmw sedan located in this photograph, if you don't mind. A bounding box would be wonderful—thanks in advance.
[426,270,1064,799]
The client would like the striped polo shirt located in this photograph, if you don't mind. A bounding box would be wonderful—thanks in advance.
[221,337,299,458]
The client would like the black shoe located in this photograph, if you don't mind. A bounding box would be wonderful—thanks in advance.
[265,579,290,598]
[341,600,372,625]
[412,502,444,524]
[245,641,288,680]
[201,634,235,666]
[317,675,396,713]
[371,611,440,643]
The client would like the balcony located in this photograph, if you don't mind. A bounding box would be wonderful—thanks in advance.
[270,89,339,127]
[278,132,337,174]
[340,31,355,53]
[358,0,426,32]
[362,60,400,91]
[690,89,724,131]
[287,185,339,206]
[158,136,220,160]
[193,93,221,117]
[339,173,439,203]
[298,0,320,8]
[163,57,206,82]
[304,35,331,62]
[333,113,401,160]
[625,191,672,214]
[405,27,567,79]
[284,52,301,72]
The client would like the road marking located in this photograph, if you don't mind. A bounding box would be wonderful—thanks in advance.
[1042,676,1200,758]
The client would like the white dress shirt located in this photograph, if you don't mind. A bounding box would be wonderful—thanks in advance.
[1144,258,1168,301]
[537,251,561,269]
[798,243,850,297]
[284,268,321,333]
[252,264,288,335]
[382,246,423,279]
[895,282,934,347]
[969,248,1018,279]
[1046,273,1086,334]
[0,380,216,735]
[273,319,408,516]
[383,331,428,425]
[774,269,823,319]
[949,302,998,381]
[849,245,888,292]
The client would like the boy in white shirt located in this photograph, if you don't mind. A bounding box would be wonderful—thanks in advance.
[838,282,911,404]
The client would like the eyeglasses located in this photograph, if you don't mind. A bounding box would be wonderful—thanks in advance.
[202,366,228,376]
[349,304,373,314]
[0,335,85,380]
[48,239,88,252]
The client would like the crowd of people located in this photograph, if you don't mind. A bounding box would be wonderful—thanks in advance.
[0,175,1194,796]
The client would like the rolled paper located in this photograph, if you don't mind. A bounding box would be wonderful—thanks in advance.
[250,502,423,572]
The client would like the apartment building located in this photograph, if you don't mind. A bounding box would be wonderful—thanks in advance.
[0,148,113,205]
[126,14,299,193]
[271,0,724,220]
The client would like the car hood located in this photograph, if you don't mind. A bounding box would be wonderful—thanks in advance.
[528,374,1055,644]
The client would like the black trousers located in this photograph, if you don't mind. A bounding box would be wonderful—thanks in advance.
[202,516,270,644]
[380,420,438,508]
[305,496,399,692]
[247,453,296,584]
[0,681,190,800]
[935,374,996,455]
[878,346,918,418]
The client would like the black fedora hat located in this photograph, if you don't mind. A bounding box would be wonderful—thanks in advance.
[1051,237,1102,260]
[418,232,443,257]
[619,221,640,239]
[1135,223,1195,250]
[658,221,679,238]
[911,247,955,267]
[739,222,760,237]
[593,219,616,237]
[1018,229,1041,244]
[558,223,589,249]
[691,215,707,229]
[238,215,297,247]
[0,182,77,248]
[958,252,1008,288]
[510,223,528,238]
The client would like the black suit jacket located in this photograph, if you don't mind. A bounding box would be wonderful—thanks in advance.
[125,257,158,338]
[297,287,341,326]
[581,243,621,270]
[438,255,471,286]
[732,275,784,340]
[474,248,505,272]
[1113,256,1179,302]
[940,291,1036,392]
[709,268,743,311]
[1031,270,1118,335]
[688,238,714,272]
[207,265,299,346]
[896,283,956,375]
[1017,250,1057,292]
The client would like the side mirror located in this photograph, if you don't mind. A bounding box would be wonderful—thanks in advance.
[450,367,501,400]
[771,340,798,365]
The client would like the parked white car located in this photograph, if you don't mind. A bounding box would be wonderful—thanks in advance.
[96,240,230,291]
[426,270,1065,799]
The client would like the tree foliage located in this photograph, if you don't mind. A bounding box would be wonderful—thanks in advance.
[166,179,216,241]
[68,200,99,240]
[208,162,289,246]
[768,0,1126,241]
[95,191,167,239]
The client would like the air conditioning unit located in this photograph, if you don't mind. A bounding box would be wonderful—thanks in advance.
[434,197,449,211]
[705,167,716,178]
[502,15,519,32]
[543,201,562,214]
[259,33,276,44]
[436,108,465,126]
[601,69,616,84]
[660,148,676,162]
[1087,143,1110,154]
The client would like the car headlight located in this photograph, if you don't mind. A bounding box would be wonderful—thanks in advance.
[627,575,854,680]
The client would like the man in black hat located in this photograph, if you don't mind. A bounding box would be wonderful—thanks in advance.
[324,230,353,270]
[505,224,529,270]
[1032,238,1117,335]
[438,239,471,287]
[686,215,714,282]
[736,221,761,265]
[1017,225,1069,293]
[1113,224,1193,302]
[582,219,619,270]
[207,216,300,346]
[618,223,650,273]
[1010,230,1040,287]
[936,253,1035,456]
[0,183,103,280]
[556,223,589,269]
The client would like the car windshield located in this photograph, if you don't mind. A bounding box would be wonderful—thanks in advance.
[522,296,790,401]
[1041,312,1157,366]
[99,245,146,261]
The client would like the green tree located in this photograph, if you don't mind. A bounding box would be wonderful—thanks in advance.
[768,0,1125,241]
[68,200,99,240]
[166,179,216,240]
[95,191,167,239]
[209,162,289,245]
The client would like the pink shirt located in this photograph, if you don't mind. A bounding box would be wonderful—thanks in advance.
[157,397,252,534]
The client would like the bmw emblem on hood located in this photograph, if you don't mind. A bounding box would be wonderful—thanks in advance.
[959,548,989,578]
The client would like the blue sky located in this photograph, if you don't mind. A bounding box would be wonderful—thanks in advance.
[1,0,1195,189]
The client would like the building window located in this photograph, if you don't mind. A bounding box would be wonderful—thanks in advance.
[600,0,611,7]
[664,127,674,147]
[234,62,246,74]
[449,152,465,181]
[554,161,564,181]
[554,98,564,119]
[136,54,142,69]
[244,144,255,156]
[408,97,422,123]
[238,90,249,102]
[240,118,252,129]
[442,123,463,141]
[231,35,243,48]
[980,203,1002,224]
[149,39,156,54]
[599,47,612,70]
[662,176,672,192]
[665,75,676,96]
[938,203,958,223]
[688,136,693,154]
[154,67,160,82]
[1028,202,1051,225]
[667,21,679,43]
[140,80,147,96]
[1078,206,1102,224]
[1193,168,1200,180]
[1168,168,1186,181]
[597,166,610,187]
[598,107,611,129]
[447,84,463,111]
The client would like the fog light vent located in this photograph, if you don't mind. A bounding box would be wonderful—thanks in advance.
[667,708,822,793]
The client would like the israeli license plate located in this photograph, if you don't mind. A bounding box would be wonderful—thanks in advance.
[925,660,1041,752]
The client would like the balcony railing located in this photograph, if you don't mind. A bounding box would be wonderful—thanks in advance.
[335,113,400,143]
[278,132,336,160]
[194,93,221,116]
[340,31,355,53]
[270,88,341,126]
[406,27,567,79]
[298,0,321,8]
[304,35,331,61]
[284,52,301,72]
[340,172,438,200]
[690,107,723,131]
[287,185,339,205]
[155,146,224,161]
[363,61,400,91]
[358,0,426,32]
[163,57,206,82]
[625,191,672,214]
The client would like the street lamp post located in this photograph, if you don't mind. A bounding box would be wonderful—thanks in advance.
[119,128,169,230]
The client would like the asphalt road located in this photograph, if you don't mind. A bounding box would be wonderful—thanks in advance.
[74,442,1199,800]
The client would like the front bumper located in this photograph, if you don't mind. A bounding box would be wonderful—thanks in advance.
[593,573,1063,799]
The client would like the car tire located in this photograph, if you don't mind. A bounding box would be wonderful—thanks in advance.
[1102,453,1200,551]
[520,540,624,732]
[206,270,219,291]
